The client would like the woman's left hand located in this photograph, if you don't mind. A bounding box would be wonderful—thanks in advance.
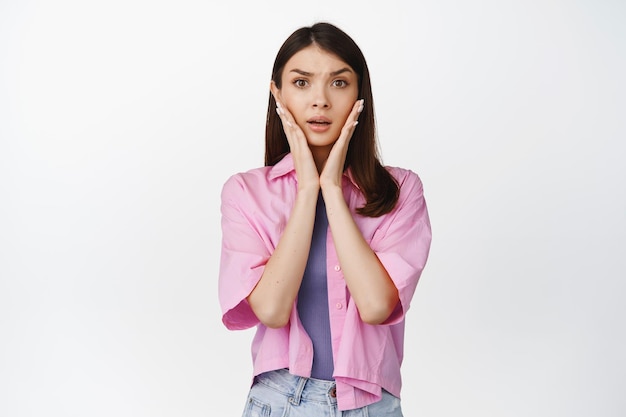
[319,98,364,190]
[318,98,400,325]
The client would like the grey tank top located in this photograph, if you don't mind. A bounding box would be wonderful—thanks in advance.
[297,193,334,380]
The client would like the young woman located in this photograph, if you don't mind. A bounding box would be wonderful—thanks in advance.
[219,22,431,416]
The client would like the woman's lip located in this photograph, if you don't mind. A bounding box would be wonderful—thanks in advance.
[307,116,331,123]
[307,120,332,133]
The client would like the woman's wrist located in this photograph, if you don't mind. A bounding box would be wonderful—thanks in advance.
[320,182,343,199]
[320,184,347,215]
[296,183,320,203]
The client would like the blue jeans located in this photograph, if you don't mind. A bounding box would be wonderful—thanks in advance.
[242,368,403,417]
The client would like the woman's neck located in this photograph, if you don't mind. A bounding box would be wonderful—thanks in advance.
[310,144,332,173]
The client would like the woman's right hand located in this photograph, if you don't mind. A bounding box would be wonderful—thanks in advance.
[246,99,320,328]
[275,100,320,193]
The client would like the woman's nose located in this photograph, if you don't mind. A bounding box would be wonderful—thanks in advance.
[312,87,330,108]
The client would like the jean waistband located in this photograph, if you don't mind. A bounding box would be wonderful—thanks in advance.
[254,368,337,405]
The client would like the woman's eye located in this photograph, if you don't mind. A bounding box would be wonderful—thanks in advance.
[333,80,347,88]
[294,79,308,88]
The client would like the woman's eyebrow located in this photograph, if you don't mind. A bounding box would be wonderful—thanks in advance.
[289,67,353,77]
[330,67,352,76]
[289,69,313,76]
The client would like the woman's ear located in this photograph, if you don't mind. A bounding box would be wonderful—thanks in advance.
[270,81,280,102]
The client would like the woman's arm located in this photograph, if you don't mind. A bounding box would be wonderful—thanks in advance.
[319,99,399,325]
[322,186,400,325]
[246,99,321,329]
[246,188,318,328]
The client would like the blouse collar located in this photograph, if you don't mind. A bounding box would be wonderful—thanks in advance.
[268,153,361,190]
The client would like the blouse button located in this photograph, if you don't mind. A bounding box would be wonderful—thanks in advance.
[334,265,341,272]
[335,302,343,309]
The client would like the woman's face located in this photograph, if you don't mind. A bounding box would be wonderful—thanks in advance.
[271,45,359,151]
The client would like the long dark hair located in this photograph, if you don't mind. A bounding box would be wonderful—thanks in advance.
[265,22,399,217]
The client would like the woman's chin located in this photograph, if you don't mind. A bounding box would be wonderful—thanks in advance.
[304,128,341,148]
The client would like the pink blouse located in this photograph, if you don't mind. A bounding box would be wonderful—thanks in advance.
[218,153,431,410]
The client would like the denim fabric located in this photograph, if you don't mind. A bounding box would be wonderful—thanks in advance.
[241,369,403,417]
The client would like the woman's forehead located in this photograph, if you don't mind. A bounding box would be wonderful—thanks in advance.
[283,45,353,75]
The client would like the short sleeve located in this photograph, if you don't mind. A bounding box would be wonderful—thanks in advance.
[218,175,270,330]
[371,170,432,325]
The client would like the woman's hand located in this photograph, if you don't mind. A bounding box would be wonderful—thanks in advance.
[317,98,398,325]
[275,100,320,194]
[319,99,364,190]
[248,99,321,328]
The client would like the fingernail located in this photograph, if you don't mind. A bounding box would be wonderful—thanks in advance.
[358,99,365,113]
[353,121,359,127]
[276,107,281,115]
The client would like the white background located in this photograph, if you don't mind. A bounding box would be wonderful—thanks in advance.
[1,1,625,416]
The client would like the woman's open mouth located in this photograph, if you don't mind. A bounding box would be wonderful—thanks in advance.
[307,117,331,132]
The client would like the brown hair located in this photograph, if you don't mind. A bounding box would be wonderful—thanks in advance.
[265,22,399,217]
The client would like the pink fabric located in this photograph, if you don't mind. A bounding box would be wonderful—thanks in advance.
[218,153,431,410]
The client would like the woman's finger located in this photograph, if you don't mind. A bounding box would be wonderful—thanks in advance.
[274,99,319,188]
[320,99,365,187]
[336,98,365,148]
[275,101,293,128]
[275,100,306,148]
[274,99,294,133]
